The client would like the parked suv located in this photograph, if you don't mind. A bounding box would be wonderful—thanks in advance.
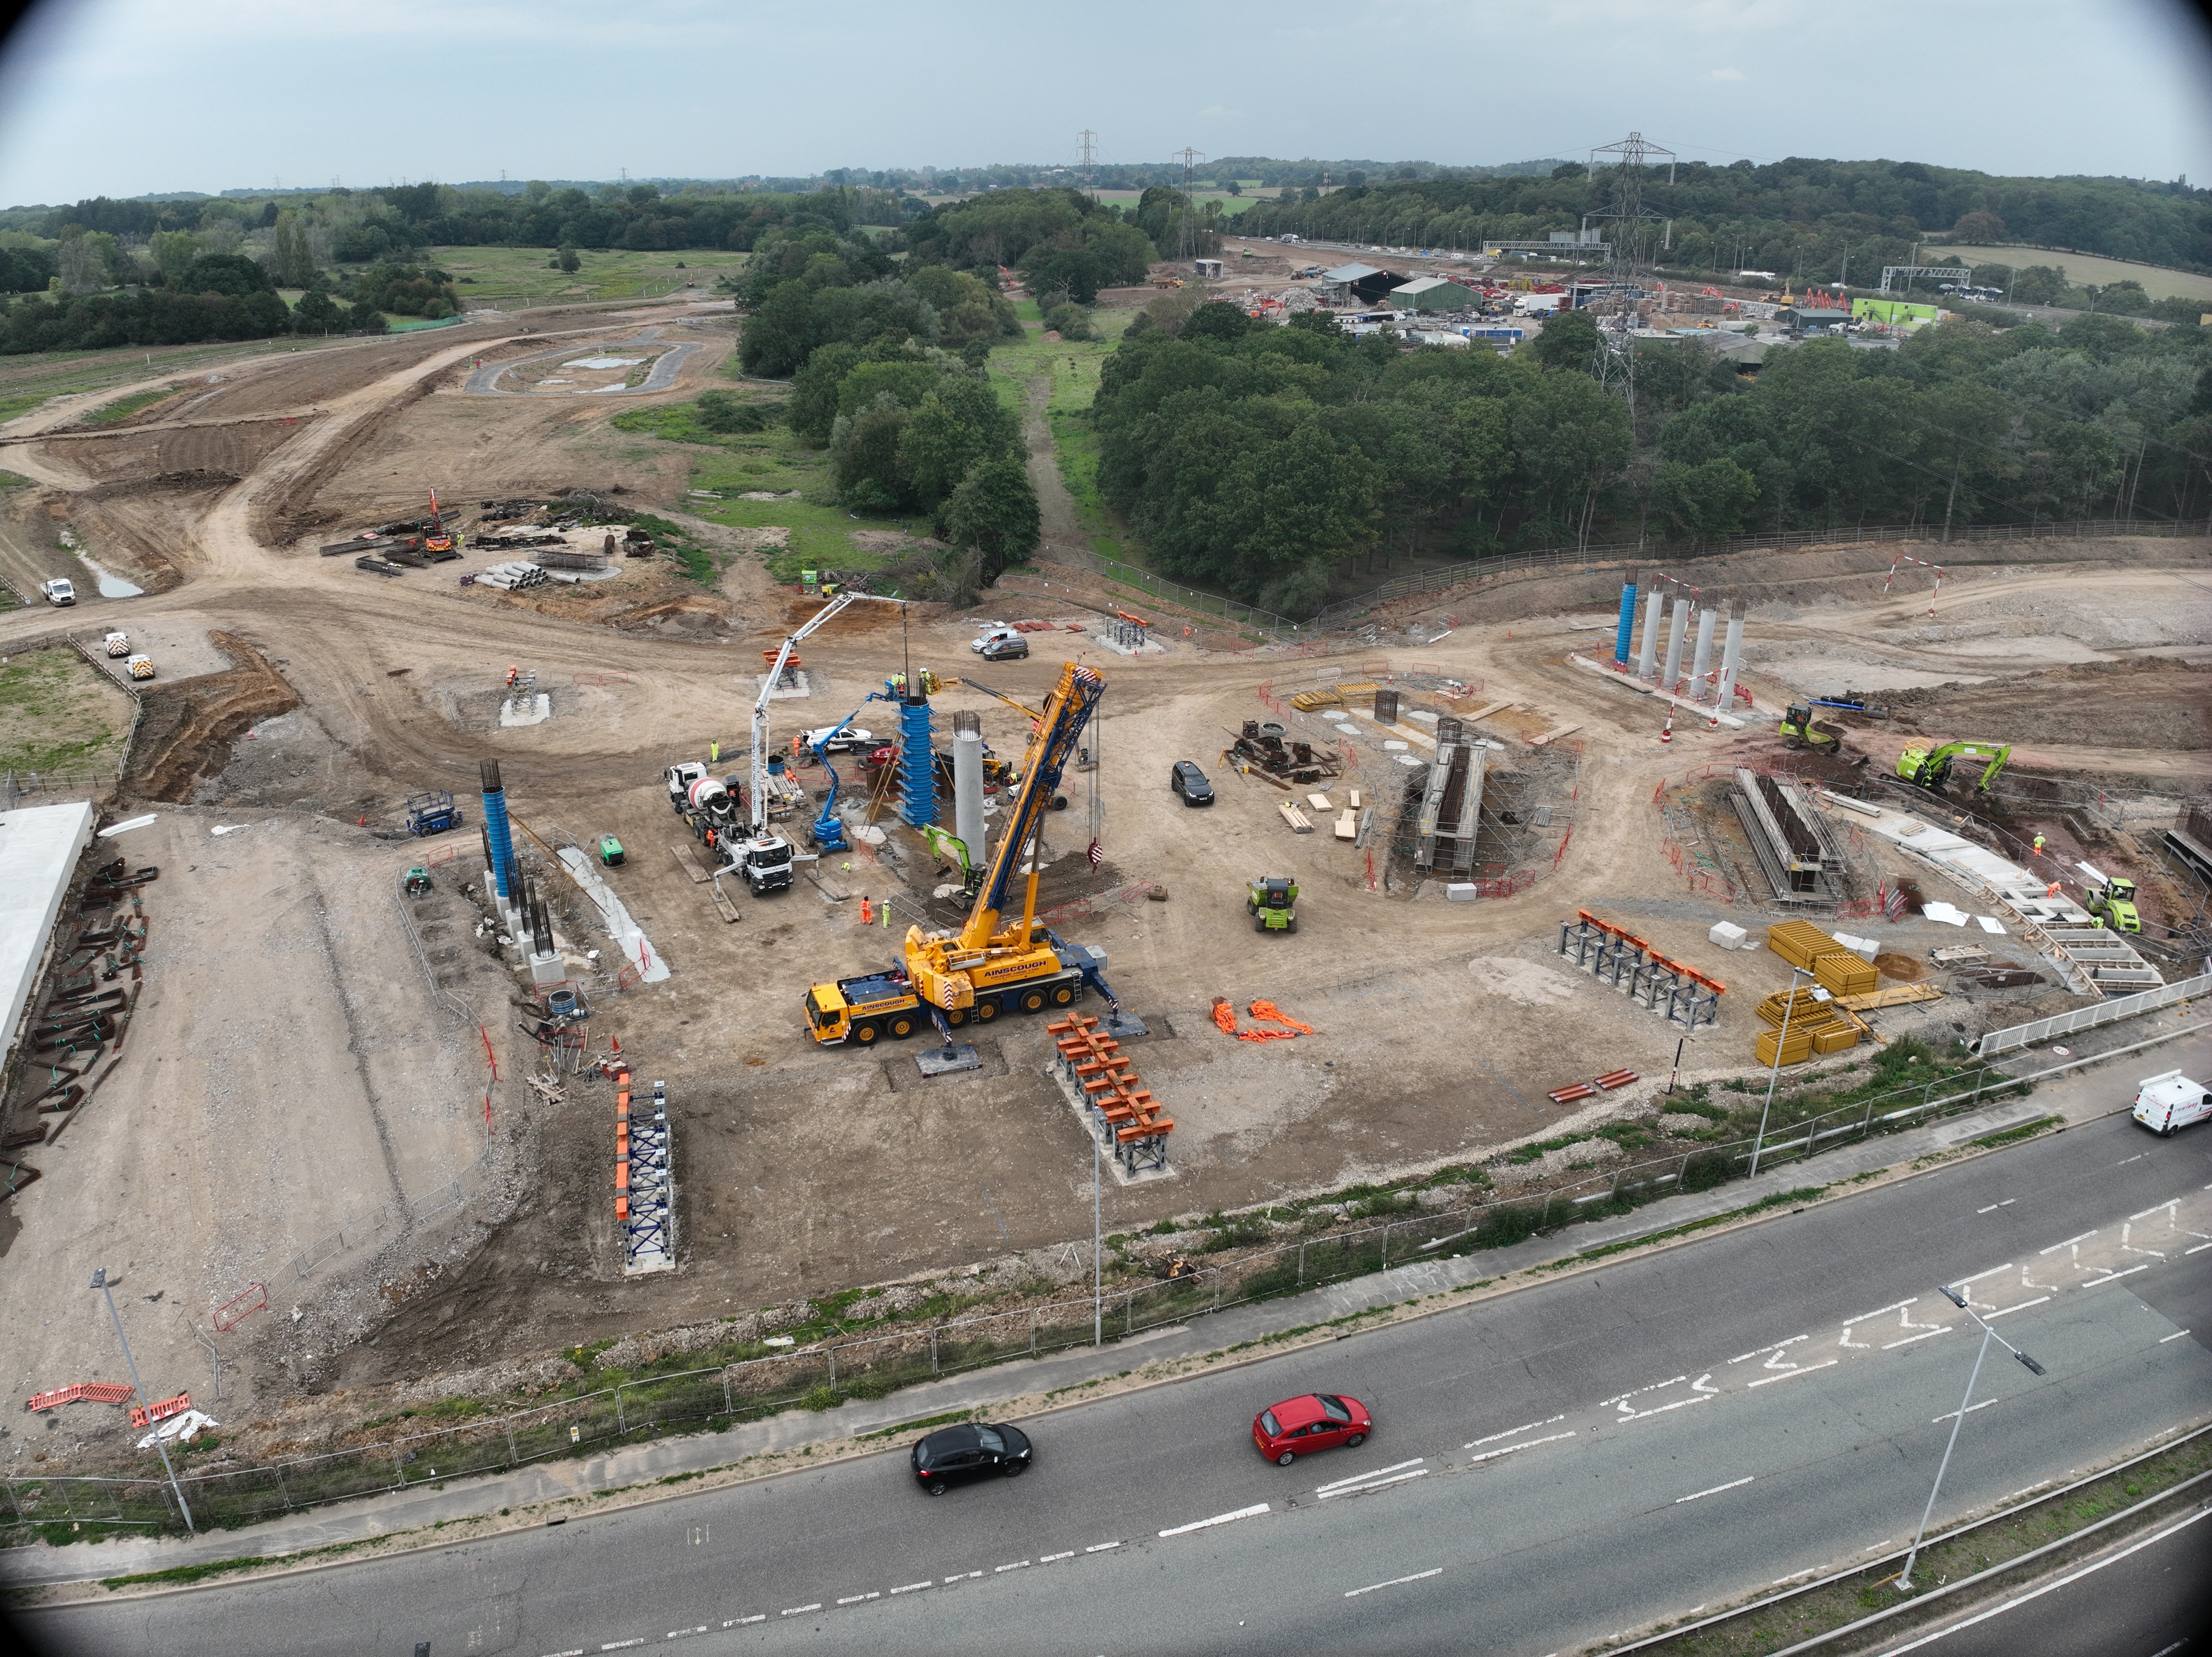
[1170,760,1214,805]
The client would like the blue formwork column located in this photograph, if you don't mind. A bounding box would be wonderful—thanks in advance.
[479,759,517,901]
[1614,576,1639,666]
[899,699,938,828]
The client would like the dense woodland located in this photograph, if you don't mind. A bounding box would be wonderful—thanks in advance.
[1089,295,2212,617]
[1235,158,2212,301]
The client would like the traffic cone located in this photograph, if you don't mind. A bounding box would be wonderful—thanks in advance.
[1708,698,1719,729]
[1660,707,1673,744]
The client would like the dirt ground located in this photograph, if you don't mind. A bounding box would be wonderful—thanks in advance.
[1,292,2208,1469]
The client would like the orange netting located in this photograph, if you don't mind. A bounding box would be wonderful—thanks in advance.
[1210,997,1316,1041]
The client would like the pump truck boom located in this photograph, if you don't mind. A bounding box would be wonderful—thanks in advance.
[806,694,893,854]
[728,588,903,894]
[804,661,1124,1045]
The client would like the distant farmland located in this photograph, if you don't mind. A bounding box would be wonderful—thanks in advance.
[1921,244,2212,303]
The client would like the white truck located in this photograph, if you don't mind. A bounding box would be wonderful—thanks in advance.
[1513,292,1566,316]
[39,577,75,606]
[2133,1070,2209,1136]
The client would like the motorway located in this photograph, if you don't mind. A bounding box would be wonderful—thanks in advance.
[24,1106,2212,1657]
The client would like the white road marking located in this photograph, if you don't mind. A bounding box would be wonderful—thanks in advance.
[779,1605,821,1618]
[1602,1376,1688,1407]
[1315,1458,1423,1494]
[1468,1414,1565,1447]
[995,1560,1031,1572]
[1039,1551,1075,1563]
[2190,1242,2212,1256]
[834,1594,877,1606]
[1933,1398,1999,1425]
[1344,1567,1443,1598]
[888,1582,932,1595]
[1730,1336,1807,1365]
[1692,1373,1719,1393]
[721,1618,765,1629]
[1466,1430,1576,1462]
[1319,1469,1429,1500]
[602,1644,646,1652]
[1084,1541,1122,1553]
[1748,1359,1838,1387]
[1840,1301,1916,1348]
[1621,1394,1713,1422]
[666,1628,709,1640]
[1677,1476,1754,1503]
[2116,1154,2146,1167]
[1159,1504,1269,1538]
[2083,1264,2150,1287]
[1987,1296,2051,1319]
[1976,1200,2016,1213]
[943,1571,982,1583]
[1874,1503,2212,1654]
[2158,1329,2192,1343]
[1883,1327,1952,1349]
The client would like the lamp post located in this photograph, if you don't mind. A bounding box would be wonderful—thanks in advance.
[1748,966,1820,1178]
[91,1268,194,1533]
[1897,1283,2047,1592]
[1092,1122,1104,1349]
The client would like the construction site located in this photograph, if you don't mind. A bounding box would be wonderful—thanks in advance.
[0,280,2207,1507]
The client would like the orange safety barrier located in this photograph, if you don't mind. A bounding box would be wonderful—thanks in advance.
[129,1391,191,1429]
[26,1382,135,1412]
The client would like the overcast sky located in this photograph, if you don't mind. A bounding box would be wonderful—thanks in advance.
[0,0,2207,207]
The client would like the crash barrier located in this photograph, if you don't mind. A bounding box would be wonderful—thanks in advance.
[0,1048,2056,1537]
[25,1383,135,1413]
[1308,516,2212,632]
[1974,970,2212,1058]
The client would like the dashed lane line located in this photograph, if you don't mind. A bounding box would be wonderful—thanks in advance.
[1345,1567,1443,1598]
[778,1604,821,1617]
[1676,1476,1755,1504]
[1318,1469,1429,1500]
[1469,1414,1566,1447]
[1315,1459,1424,1495]
[1159,1505,1269,1538]
[1466,1430,1576,1462]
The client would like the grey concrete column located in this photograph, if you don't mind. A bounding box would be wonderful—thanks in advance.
[1689,605,1718,700]
[1662,595,1692,690]
[1636,573,1665,680]
[952,712,987,870]
[1715,597,1748,709]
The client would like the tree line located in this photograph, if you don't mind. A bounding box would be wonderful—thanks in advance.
[1233,158,2212,282]
[1086,294,2212,617]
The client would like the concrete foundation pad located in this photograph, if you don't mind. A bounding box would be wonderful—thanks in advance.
[499,693,551,727]
[915,1043,985,1076]
[1568,652,1747,726]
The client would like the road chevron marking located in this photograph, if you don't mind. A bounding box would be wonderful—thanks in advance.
[1748,1359,1839,1388]
[1318,1469,1429,1500]
[1315,1458,1423,1494]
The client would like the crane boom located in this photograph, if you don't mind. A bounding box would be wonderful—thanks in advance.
[946,675,1043,723]
[900,661,1104,1014]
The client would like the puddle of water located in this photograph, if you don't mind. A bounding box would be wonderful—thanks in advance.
[562,356,643,369]
[77,553,144,598]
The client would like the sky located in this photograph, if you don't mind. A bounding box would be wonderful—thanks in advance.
[0,0,2207,207]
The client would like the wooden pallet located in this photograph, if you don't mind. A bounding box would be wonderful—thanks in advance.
[1835,982,1944,1012]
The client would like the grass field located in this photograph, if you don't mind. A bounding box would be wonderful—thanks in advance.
[432,245,750,307]
[0,647,127,775]
[80,385,178,426]
[987,306,1141,564]
[1920,245,2212,303]
[0,334,359,424]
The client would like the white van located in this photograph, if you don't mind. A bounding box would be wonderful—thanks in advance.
[2133,1070,2210,1136]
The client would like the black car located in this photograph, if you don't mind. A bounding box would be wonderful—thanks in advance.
[911,1422,1033,1494]
[979,635,1030,662]
[1170,759,1214,805]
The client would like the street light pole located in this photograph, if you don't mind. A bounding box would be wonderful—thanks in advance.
[1897,1284,2047,1592]
[92,1268,194,1533]
[1748,966,1811,1178]
[1092,1124,1103,1349]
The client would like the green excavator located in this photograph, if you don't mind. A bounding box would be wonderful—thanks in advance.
[1896,739,2011,795]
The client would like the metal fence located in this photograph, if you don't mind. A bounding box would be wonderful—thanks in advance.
[1308,516,2212,632]
[5,1052,2044,1538]
[1974,970,2212,1058]
[1030,543,1304,641]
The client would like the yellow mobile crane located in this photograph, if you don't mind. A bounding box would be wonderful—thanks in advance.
[802,661,1118,1044]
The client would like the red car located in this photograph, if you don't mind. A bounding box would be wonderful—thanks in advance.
[1252,1392,1372,1466]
